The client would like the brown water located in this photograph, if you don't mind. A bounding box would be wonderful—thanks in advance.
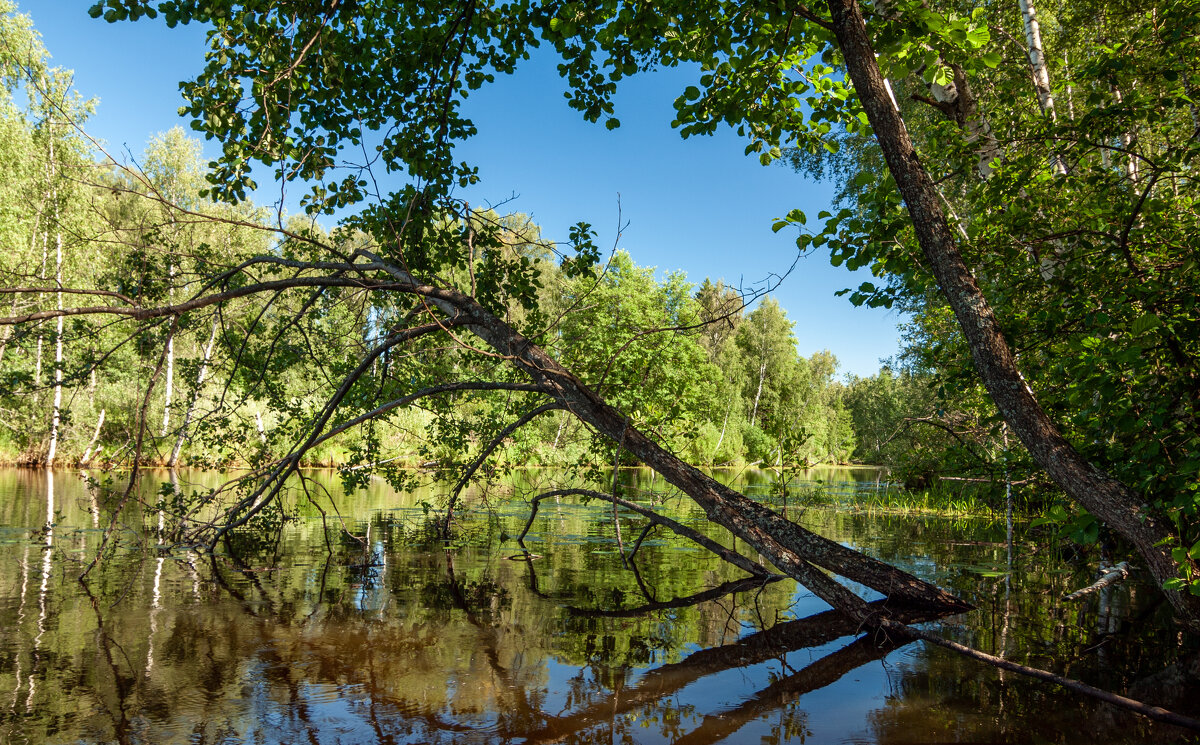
[0,467,1197,744]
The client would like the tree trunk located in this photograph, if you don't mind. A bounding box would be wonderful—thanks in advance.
[364,251,969,620]
[167,317,218,467]
[160,264,175,437]
[1112,86,1139,184]
[1018,0,1057,118]
[161,332,174,437]
[1016,0,1065,174]
[824,0,1200,626]
[45,230,63,466]
[713,400,731,455]
[44,121,63,466]
[750,357,767,427]
[80,409,105,466]
[33,233,45,405]
[552,411,567,449]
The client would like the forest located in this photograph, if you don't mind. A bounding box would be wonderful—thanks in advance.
[1,0,1200,738]
[0,11,937,480]
[0,4,1063,489]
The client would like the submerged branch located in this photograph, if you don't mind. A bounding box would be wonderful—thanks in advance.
[878,619,1200,732]
[1064,562,1132,602]
[567,575,785,617]
[443,400,565,532]
[518,488,771,577]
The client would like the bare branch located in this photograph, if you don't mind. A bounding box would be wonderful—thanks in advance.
[443,401,565,529]
[312,381,552,450]
[518,488,772,578]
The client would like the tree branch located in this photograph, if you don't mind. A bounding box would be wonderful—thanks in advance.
[519,488,773,578]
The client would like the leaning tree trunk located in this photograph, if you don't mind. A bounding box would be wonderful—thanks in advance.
[364,250,969,623]
[824,0,1200,626]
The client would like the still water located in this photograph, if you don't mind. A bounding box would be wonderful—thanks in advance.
[0,467,1197,744]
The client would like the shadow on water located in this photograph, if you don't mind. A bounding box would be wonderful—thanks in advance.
[0,467,1198,744]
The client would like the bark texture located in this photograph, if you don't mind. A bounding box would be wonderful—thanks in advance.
[362,251,970,622]
[824,0,1200,626]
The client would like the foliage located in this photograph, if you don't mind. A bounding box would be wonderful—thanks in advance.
[47,0,1200,618]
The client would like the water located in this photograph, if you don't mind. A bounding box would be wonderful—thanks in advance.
[0,467,1197,744]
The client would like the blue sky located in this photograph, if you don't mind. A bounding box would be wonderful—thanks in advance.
[24,3,907,377]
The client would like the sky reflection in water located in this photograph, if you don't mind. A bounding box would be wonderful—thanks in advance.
[0,467,1196,744]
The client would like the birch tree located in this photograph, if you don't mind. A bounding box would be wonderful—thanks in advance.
[77,0,1200,634]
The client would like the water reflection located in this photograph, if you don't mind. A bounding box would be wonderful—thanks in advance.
[0,468,1196,744]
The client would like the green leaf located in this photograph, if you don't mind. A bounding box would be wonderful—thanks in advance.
[980,51,1002,68]
[965,26,990,48]
[1131,313,1162,334]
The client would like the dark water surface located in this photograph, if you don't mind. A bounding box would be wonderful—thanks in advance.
[1,467,1197,744]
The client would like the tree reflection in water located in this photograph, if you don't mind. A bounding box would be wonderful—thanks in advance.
[1,468,1197,744]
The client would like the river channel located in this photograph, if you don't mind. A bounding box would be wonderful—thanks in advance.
[0,466,1196,744]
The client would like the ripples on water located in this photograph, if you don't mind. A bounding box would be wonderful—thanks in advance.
[0,467,1197,744]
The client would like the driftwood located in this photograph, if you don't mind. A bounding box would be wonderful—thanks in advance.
[1064,562,1132,601]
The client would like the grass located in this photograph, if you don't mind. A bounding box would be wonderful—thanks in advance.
[761,480,1038,519]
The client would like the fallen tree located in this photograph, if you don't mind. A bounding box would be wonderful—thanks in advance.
[0,225,969,618]
[6,0,1193,727]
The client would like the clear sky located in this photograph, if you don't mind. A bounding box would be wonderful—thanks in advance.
[23,3,907,378]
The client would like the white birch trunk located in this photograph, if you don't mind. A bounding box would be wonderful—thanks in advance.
[254,408,267,443]
[1063,52,1075,121]
[161,335,174,436]
[713,402,731,455]
[33,232,46,404]
[168,318,218,467]
[1018,0,1056,116]
[1111,86,1139,184]
[160,265,175,437]
[80,409,105,465]
[551,412,566,449]
[1017,0,1066,174]
[44,113,63,469]
[750,357,767,428]
[45,230,63,466]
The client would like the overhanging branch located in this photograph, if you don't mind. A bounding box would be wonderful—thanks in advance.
[518,488,773,578]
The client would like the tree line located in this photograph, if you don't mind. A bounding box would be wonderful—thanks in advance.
[1,0,1197,707]
[0,12,860,471]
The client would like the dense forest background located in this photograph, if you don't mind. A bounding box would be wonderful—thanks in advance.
[3,0,1198,559]
[0,4,979,482]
